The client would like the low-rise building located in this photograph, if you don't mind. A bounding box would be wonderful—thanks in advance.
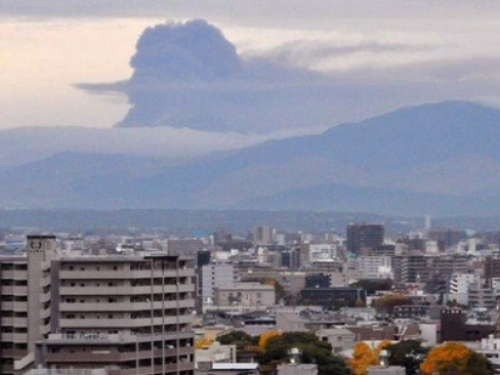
[316,328,356,353]
[213,283,275,312]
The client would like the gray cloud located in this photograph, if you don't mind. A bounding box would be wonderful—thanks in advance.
[129,20,242,84]
[2,0,500,25]
[260,40,434,69]
[79,18,500,134]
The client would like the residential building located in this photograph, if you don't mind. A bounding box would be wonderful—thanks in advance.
[440,309,495,343]
[316,328,356,353]
[468,284,496,309]
[485,256,500,286]
[195,341,236,369]
[357,256,393,279]
[200,263,238,311]
[392,255,469,283]
[0,235,56,375]
[37,253,196,374]
[448,272,479,306]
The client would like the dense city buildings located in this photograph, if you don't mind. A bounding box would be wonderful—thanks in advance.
[2,218,500,375]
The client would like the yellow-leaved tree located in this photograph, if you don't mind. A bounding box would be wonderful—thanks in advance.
[258,329,282,351]
[194,337,214,349]
[348,342,378,375]
[420,341,493,375]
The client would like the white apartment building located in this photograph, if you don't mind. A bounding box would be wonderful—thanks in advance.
[448,272,480,306]
[357,256,393,279]
[306,244,339,264]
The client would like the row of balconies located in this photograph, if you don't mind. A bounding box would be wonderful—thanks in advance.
[0,332,28,341]
[43,346,192,363]
[58,268,194,280]
[59,299,194,312]
[0,317,28,327]
[0,348,28,358]
[107,362,193,375]
[59,284,194,296]
[59,314,194,328]
[47,330,194,344]
[0,270,28,280]
[0,301,28,311]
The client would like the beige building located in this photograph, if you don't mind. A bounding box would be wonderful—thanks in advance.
[316,328,356,353]
[0,235,56,375]
[0,235,196,375]
[195,341,236,369]
[213,283,275,312]
[40,254,196,374]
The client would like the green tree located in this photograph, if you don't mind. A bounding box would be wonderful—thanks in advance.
[463,350,494,375]
[217,330,255,346]
[259,332,352,375]
[387,340,429,375]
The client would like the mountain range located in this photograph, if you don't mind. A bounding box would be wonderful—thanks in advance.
[2,100,500,216]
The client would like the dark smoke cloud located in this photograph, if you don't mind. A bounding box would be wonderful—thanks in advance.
[130,20,242,84]
[80,19,500,134]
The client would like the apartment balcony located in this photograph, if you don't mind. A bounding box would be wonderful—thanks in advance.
[40,307,51,319]
[1,286,28,295]
[40,292,51,303]
[59,270,153,280]
[59,284,194,296]
[60,299,194,312]
[43,347,193,364]
[59,269,194,280]
[1,316,28,326]
[60,315,194,329]
[1,349,28,359]
[46,331,194,347]
[1,301,28,311]
[1,332,28,341]
[0,270,28,280]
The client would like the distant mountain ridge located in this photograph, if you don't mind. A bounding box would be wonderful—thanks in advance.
[1,100,500,216]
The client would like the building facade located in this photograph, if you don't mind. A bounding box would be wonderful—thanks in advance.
[0,235,56,375]
[346,224,384,254]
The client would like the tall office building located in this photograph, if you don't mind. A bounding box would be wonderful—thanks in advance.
[346,224,385,254]
[0,235,56,375]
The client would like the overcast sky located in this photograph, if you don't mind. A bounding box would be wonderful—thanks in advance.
[1,0,500,130]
